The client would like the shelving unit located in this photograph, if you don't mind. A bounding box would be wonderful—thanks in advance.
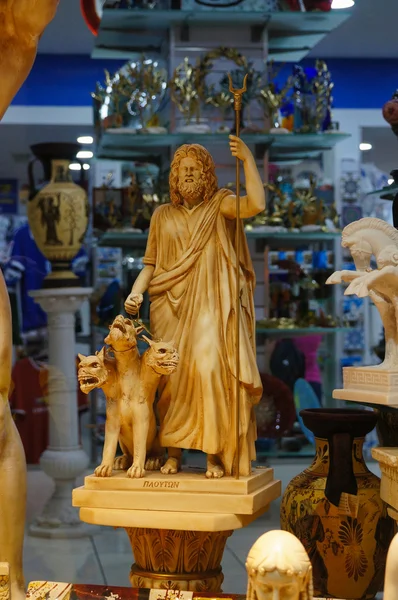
[89,3,354,460]
[96,130,350,160]
[98,229,340,248]
[93,8,353,62]
[256,326,347,337]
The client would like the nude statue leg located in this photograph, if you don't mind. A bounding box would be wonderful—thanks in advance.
[161,448,182,475]
[206,454,225,479]
[0,411,26,600]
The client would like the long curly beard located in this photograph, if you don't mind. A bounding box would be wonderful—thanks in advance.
[178,180,204,204]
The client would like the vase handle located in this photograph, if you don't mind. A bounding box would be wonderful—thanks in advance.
[325,432,357,507]
[28,158,39,200]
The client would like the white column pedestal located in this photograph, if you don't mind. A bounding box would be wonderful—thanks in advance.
[29,287,93,538]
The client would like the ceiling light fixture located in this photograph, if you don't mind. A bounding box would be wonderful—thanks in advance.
[83,163,91,170]
[77,136,94,145]
[388,178,394,185]
[331,0,354,8]
[69,163,82,171]
[76,150,94,159]
[359,143,372,151]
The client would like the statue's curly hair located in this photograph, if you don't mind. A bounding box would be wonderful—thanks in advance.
[169,144,218,206]
[246,531,313,600]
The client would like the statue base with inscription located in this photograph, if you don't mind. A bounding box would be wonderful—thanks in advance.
[333,366,398,406]
[73,467,280,592]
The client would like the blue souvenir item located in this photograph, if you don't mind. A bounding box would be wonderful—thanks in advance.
[294,378,321,445]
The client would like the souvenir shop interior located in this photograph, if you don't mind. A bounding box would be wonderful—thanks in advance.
[2,0,398,599]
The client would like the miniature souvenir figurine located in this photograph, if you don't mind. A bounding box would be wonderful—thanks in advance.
[78,316,179,478]
[125,136,265,478]
[0,271,26,600]
[0,0,59,119]
[246,530,313,600]
[327,217,398,405]
[328,218,398,369]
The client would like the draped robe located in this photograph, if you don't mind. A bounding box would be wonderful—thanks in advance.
[144,189,262,476]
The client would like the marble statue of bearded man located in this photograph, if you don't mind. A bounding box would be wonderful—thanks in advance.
[125,136,264,478]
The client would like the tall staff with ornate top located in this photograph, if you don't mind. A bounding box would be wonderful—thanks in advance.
[228,73,248,480]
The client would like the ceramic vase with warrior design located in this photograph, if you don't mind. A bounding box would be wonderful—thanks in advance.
[27,143,89,288]
[280,408,395,599]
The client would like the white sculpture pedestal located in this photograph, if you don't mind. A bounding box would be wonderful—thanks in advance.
[29,287,92,538]
[372,447,398,523]
[333,366,398,406]
[73,468,280,590]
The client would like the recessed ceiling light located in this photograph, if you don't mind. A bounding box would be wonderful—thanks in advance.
[83,163,91,170]
[77,136,94,145]
[69,163,82,171]
[388,178,394,185]
[76,150,94,159]
[359,143,372,151]
[332,0,354,8]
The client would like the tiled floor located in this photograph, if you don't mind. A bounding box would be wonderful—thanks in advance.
[23,459,382,595]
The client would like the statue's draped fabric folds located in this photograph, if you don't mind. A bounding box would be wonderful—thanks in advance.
[146,190,262,475]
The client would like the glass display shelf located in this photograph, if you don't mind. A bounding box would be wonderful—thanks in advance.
[93,9,353,61]
[98,229,340,248]
[255,326,348,337]
[96,131,350,160]
[256,444,315,460]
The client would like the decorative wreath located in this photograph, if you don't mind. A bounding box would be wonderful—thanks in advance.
[196,47,248,85]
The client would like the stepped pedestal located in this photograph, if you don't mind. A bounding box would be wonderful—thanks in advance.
[73,467,280,591]
[333,366,398,406]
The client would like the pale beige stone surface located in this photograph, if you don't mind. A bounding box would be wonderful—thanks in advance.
[78,506,272,533]
[73,477,281,515]
[333,367,398,406]
[83,467,274,494]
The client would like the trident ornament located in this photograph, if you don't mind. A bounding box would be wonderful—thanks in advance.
[228,73,248,131]
[228,73,247,479]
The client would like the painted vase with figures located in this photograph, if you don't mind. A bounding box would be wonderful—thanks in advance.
[28,143,89,288]
[280,408,394,600]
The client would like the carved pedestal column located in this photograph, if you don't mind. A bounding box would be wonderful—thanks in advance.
[127,528,232,592]
[0,564,10,600]
[29,287,92,538]
[372,447,398,525]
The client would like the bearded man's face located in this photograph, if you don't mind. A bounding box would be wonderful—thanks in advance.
[178,156,204,205]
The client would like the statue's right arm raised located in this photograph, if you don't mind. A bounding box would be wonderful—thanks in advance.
[0,0,59,119]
